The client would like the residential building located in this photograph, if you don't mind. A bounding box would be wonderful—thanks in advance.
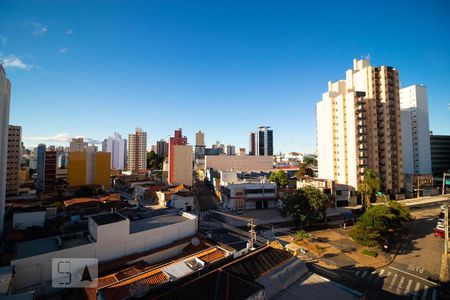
[6,125,21,195]
[68,147,111,189]
[168,129,192,185]
[44,149,57,192]
[0,65,10,235]
[211,141,225,154]
[205,155,273,172]
[430,134,450,176]
[36,144,46,192]
[317,58,404,196]
[255,126,273,156]
[194,130,205,159]
[128,128,147,174]
[69,137,87,152]
[248,132,256,156]
[226,145,236,156]
[156,139,168,157]
[156,184,194,211]
[104,132,127,170]
[29,148,37,169]
[400,85,432,175]
[221,181,277,210]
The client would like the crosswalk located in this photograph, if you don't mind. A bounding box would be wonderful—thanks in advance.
[353,267,438,299]
[199,208,221,217]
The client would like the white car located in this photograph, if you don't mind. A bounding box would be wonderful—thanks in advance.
[437,218,445,226]
[441,205,447,212]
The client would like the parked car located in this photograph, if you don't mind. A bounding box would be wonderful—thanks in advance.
[435,228,445,238]
[437,218,445,226]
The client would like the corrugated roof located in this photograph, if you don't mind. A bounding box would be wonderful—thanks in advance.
[223,246,293,281]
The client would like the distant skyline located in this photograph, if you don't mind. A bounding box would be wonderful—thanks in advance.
[1,0,449,153]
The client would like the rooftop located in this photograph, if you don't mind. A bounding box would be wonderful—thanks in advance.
[130,214,189,234]
[91,213,126,225]
[15,236,91,259]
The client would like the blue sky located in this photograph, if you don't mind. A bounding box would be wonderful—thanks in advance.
[1,0,449,153]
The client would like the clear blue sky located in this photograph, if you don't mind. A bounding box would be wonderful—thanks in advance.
[1,0,449,153]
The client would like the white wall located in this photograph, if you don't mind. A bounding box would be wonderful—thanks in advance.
[11,213,198,292]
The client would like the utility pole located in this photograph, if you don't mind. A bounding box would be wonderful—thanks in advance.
[440,200,449,282]
[417,177,420,199]
[248,218,257,250]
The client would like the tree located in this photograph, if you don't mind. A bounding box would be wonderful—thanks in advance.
[280,186,327,229]
[349,201,411,247]
[147,151,164,170]
[303,156,317,167]
[55,177,68,201]
[296,163,314,178]
[359,169,380,208]
[269,170,288,187]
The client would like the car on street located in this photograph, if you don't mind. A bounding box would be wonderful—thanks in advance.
[437,218,445,226]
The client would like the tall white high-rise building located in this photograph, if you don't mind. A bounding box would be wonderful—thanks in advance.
[105,132,127,170]
[0,64,11,235]
[400,85,432,175]
[317,58,404,195]
[128,128,147,173]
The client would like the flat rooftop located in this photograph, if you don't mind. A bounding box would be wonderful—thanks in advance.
[15,236,91,260]
[130,214,189,234]
[91,213,126,225]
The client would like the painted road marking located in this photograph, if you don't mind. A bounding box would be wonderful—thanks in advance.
[432,289,437,300]
[422,285,429,299]
[405,279,413,294]
[368,271,377,280]
[388,266,438,286]
[375,269,385,283]
[360,270,368,278]
[413,282,421,300]
[396,277,405,294]
[355,271,360,277]
[390,273,399,286]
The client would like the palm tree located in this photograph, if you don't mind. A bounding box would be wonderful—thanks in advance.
[358,169,380,209]
[55,177,68,201]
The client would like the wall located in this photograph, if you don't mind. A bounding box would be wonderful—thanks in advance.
[12,211,46,230]
[205,155,273,172]
[68,152,87,186]
[94,152,111,189]
[172,145,193,186]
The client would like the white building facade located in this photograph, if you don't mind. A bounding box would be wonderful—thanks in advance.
[317,59,404,195]
[105,132,127,170]
[0,65,11,235]
[400,85,432,175]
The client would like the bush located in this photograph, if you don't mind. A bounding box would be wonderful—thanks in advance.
[362,249,378,257]
[294,230,311,241]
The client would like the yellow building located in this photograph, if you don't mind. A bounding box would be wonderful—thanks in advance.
[94,152,111,189]
[68,150,111,189]
[68,152,87,187]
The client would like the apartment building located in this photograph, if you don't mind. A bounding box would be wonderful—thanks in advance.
[68,146,111,189]
[168,128,193,185]
[249,126,273,156]
[128,128,147,174]
[104,132,127,170]
[400,85,431,175]
[0,65,11,234]
[6,125,21,195]
[317,58,404,195]
[430,134,450,176]
[69,137,87,152]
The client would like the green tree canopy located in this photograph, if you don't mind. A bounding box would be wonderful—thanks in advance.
[349,201,411,246]
[147,151,165,170]
[280,186,327,228]
[302,156,317,166]
[269,170,288,187]
[295,163,314,178]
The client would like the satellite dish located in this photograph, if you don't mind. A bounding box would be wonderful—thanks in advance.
[191,237,200,246]
[129,281,149,298]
